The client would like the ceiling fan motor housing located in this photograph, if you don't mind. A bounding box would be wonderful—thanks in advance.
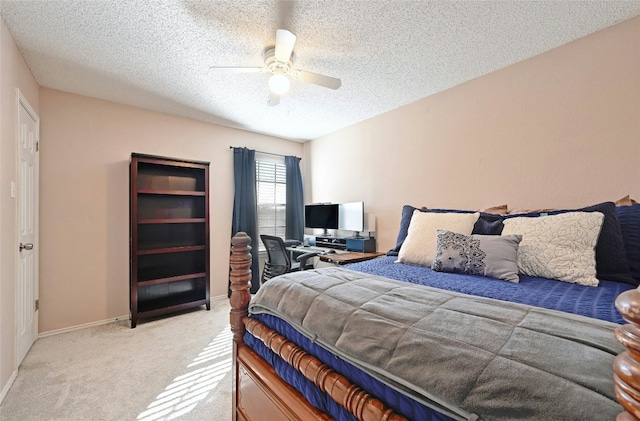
[264,47,293,75]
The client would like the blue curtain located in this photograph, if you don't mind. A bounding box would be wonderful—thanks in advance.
[231,147,260,294]
[285,156,304,241]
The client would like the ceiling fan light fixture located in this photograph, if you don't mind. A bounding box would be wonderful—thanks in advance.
[268,73,290,95]
[211,29,341,106]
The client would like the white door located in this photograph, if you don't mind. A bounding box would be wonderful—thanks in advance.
[16,92,39,365]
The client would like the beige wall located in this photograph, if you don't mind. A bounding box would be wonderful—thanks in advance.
[0,18,40,397]
[305,16,640,254]
[38,88,303,333]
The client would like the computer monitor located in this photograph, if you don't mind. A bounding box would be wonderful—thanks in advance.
[304,204,339,235]
[338,201,364,237]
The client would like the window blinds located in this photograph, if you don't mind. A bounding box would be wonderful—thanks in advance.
[256,158,287,245]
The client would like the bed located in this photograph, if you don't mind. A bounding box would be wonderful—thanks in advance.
[229,200,640,421]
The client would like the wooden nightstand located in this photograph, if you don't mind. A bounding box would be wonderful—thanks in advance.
[319,251,384,265]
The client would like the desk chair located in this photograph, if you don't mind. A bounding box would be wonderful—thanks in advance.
[260,235,319,283]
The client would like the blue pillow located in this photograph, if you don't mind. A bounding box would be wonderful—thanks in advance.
[387,206,504,256]
[388,205,421,256]
[617,204,640,283]
[505,202,633,285]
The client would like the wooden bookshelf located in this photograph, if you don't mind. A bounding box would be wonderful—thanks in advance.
[129,153,210,328]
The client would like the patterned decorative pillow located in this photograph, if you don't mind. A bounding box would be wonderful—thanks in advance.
[432,230,522,282]
[502,212,604,286]
[396,211,480,267]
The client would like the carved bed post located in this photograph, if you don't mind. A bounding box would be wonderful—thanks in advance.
[614,288,640,421]
[229,232,252,421]
[230,231,252,342]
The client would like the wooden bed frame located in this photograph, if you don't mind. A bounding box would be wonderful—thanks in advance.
[229,231,640,421]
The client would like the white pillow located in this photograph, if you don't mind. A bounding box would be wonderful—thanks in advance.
[396,211,480,267]
[501,211,604,286]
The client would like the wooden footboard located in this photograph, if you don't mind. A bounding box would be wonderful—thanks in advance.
[229,232,407,421]
[614,289,640,421]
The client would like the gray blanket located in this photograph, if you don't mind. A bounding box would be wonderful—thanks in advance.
[249,267,625,421]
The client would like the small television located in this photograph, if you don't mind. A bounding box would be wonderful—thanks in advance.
[304,204,339,235]
[339,201,364,237]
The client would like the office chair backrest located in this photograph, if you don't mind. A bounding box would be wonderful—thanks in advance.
[260,235,292,282]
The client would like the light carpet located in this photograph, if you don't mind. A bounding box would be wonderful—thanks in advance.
[0,297,232,421]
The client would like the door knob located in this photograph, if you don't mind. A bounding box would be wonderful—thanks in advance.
[19,243,33,251]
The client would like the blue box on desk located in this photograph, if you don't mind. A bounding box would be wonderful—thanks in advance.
[346,237,376,252]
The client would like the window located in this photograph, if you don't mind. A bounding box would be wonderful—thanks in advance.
[256,155,286,250]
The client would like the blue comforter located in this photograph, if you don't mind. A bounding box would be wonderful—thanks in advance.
[346,256,632,324]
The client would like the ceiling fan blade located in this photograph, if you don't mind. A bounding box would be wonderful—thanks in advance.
[268,91,280,106]
[292,69,341,90]
[209,66,264,73]
[275,29,296,62]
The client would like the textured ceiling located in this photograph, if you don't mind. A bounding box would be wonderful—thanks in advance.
[1,1,639,141]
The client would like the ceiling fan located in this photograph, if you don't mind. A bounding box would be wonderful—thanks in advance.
[210,29,341,106]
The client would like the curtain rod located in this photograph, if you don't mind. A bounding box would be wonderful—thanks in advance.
[229,146,300,159]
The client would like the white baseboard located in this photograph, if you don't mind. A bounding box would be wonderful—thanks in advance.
[210,294,228,304]
[38,314,130,338]
[0,369,17,405]
[38,297,229,339]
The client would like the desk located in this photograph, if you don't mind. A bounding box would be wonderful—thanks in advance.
[319,251,384,265]
[287,246,383,266]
